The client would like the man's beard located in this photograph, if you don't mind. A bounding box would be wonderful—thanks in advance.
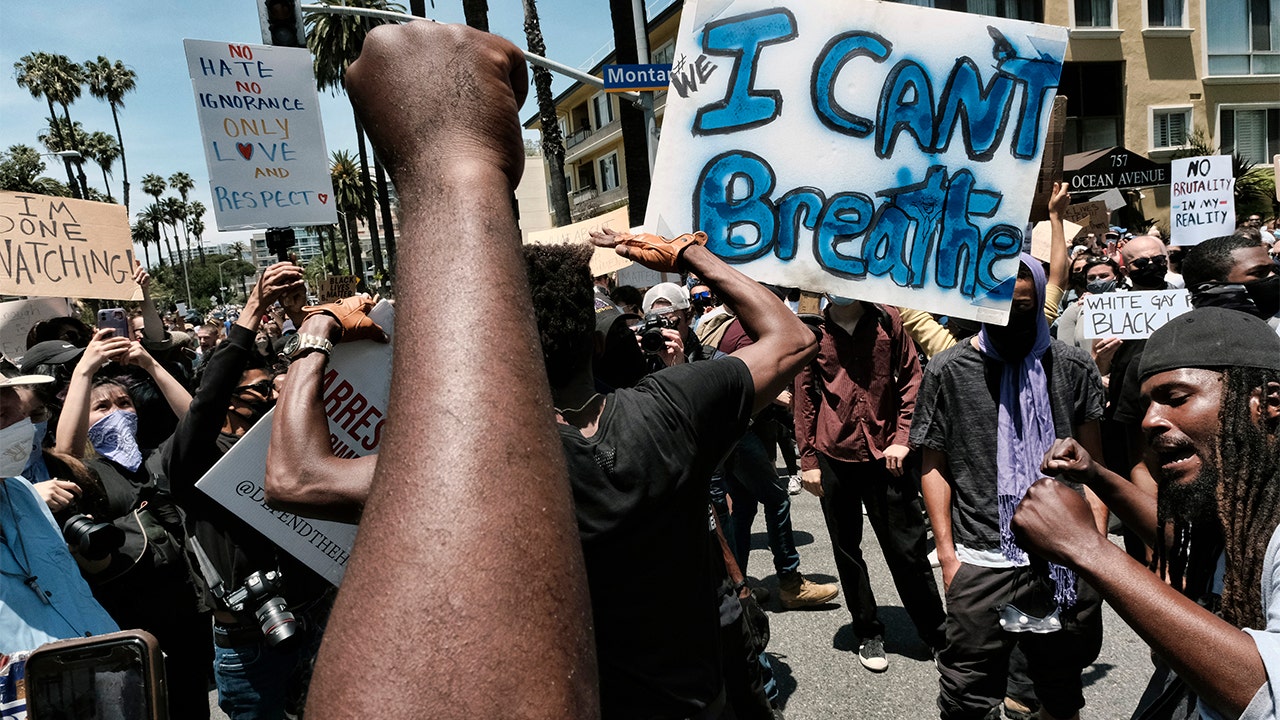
[1156,459,1224,599]
[1159,459,1221,528]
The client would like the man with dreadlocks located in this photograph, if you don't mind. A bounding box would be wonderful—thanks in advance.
[1014,306,1280,719]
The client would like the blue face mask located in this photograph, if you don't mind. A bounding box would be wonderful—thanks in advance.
[827,295,858,307]
[21,420,50,483]
[88,410,142,472]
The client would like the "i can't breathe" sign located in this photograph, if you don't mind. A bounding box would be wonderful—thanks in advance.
[185,39,337,231]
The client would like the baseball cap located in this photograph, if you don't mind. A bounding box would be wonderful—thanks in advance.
[642,283,690,314]
[1139,307,1280,380]
[16,340,84,374]
[0,360,54,389]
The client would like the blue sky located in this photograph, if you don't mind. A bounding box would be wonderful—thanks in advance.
[1,0,658,251]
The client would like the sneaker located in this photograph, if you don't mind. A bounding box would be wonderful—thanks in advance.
[858,637,888,672]
[786,474,802,495]
[1002,697,1038,720]
[778,574,839,609]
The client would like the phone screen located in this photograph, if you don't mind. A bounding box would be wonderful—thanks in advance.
[27,641,152,720]
[96,308,131,340]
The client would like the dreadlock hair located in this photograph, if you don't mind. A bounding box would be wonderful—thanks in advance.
[1216,366,1280,629]
[1183,234,1258,289]
[523,243,595,390]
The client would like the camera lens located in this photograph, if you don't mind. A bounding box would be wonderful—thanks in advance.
[640,329,667,353]
[61,514,125,561]
[255,596,300,649]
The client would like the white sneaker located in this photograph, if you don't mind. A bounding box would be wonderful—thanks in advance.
[787,474,802,495]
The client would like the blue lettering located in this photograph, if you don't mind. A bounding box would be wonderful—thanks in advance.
[933,58,1015,161]
[696,151,777,261]
[811,31,891,137]
[693,9,797,135]
[814,192,874,279]
[876,59,937,158]
[776,188,825,262]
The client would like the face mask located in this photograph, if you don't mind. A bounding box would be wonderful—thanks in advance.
[88,410,142,472]
[1086,279,1117,295]
[1243,275,1280,319]
[0,418,35,478]
[985,310,1039,359]
[827,295,857,307]
[1126,257,1168,288]
[22,420,50,483]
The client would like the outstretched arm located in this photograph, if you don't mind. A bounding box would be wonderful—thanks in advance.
[55,329,132,457]
[306,21,597,719]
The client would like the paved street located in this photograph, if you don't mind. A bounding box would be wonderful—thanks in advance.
[212,471,1154,719]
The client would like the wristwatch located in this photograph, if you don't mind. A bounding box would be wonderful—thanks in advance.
[282,332,333,361]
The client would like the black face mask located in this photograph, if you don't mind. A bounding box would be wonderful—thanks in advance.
[1086,279,1117,295]
[1127,257,1168,288]
[1193,276,1280,320]
[985,310,1039,360]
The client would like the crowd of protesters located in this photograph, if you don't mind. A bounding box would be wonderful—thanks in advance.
[2,20,1279,720]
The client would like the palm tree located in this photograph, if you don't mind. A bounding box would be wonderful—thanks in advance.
[187,200,208,262]
[463,0,489,30]
[131,218,157,269]
[83,131,121,201]
[229,241,249,297]
[36,117,92,197]
[14,52,81,196]
[140,173,172,262]
[524,0,572,226]
[162,197,190,263]
[0,144,71,196]
[139,204,169,269]
[46,54,89,198]
[306,0,405,281]
[83,57,137,211]
[330,150,364,276]
[169,172,197,260]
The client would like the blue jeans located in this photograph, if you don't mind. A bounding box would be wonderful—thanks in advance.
[213,639,305,720]
[724,427,800,577]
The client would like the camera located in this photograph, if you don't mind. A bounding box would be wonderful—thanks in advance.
[62,513,125,561]
[224,569,301,649]
[637,311,678,353]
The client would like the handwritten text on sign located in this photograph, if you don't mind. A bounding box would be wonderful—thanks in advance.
[1,192,142,301]
[1170,155,1234,246]
[644,0,1067,324]
[1082,289,1192,340]
[197,301,394,585]
[185,40,337,231]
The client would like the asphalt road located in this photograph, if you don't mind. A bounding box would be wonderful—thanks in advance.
[212,474,1155,720]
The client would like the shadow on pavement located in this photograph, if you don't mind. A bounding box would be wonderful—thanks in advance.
[831,607,935,662]
[768,651,797,709]
[751,530,817,550]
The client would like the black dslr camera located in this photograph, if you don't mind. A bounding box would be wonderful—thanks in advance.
[637,310,678,353]
[224,569,301,649]
[61,514,125,561]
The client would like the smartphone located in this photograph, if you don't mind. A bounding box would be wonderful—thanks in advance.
[97,308,131,340]
[25,630,167,720]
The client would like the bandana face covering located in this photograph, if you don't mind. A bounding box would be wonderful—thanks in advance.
[0,418,35,478]
[89,410,143,472]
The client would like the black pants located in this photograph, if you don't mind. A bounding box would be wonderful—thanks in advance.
[938,563,1103,720]
[816,455,945,647]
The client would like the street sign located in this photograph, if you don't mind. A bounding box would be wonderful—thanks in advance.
[603,63,672,92]
[1063,147,1170,193]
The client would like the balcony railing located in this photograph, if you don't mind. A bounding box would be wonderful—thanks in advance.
[565,127,593,149]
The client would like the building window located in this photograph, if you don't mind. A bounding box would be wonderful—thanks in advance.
[599,153,620,192]
[651,40,675,66]
[1059,62,1124,153]
[1073,0,1115,26]
[1207,0,1280,75]
[1146,0,1184,26]
[1151,107,1191,149]
[592,93,615,130]
[886,0,1041,18]
[1221,107,1280,165]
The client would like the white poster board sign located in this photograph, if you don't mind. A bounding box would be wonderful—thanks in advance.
[196,301,393,585]
[644,0,1067,324]
[526,207,634,277]
[184,39,338,231]
[0,297,72,364]
[1170,155,1234,246]
[1082,289,1193,340]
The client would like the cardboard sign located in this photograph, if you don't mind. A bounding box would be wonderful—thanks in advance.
[643,0,1067,324]
[1028,96,1067,223]
[1061,201,1110,242]
[0,297,73,363]
[1028,218,1082,263]
[196,301,394,585]
[1,192,142,300]
[1082,289,1192,340]
[184,40,338,231]
[526,206,635,277]
[319,275,359,302]
[1170,155,1235,246]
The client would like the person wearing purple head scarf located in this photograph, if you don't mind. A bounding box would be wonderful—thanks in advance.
[911,254,1110,720]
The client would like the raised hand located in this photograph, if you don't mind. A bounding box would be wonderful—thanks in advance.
[589,228,707,273]
[1012,478,1102,566]
[79,328,131,373]
[1041,437,1097,485]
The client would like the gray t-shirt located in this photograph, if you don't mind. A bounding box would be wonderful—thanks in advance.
[1206,524,1280,720]
[909,339,1105,553]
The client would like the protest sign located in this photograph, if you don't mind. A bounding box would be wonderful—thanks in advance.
[644,0,1068,324]
[1,192,142,300]
[1061,201,1110,242]
[185,40,337,231]
[1028,218,1082,263]
[526,206,634,277]
[319,275,359,302]
[1028,96,1067,223]
[1170,155,1234,246]
[1082,289,1192,340]
[0,297,72,364]
[196,301,394,585]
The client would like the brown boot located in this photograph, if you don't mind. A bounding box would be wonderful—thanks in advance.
[777,573,839,609]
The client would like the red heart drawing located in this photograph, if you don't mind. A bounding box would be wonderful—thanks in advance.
[318,193,329,204]
[236,143,253,160]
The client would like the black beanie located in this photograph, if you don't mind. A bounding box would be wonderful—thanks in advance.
[1140,307,1280,380]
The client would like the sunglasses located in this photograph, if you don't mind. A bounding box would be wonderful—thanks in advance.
[691,291,712,301]
[1127,255,1168,271]
[233,379,275,398]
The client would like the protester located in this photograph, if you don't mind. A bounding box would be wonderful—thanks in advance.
[1013,307,1280,719]
[913,255,1108,720]
[1185,233,1280,334]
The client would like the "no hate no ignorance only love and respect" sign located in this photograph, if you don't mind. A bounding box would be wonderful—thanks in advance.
[644,0,1068,324]
[185,39,337,231]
